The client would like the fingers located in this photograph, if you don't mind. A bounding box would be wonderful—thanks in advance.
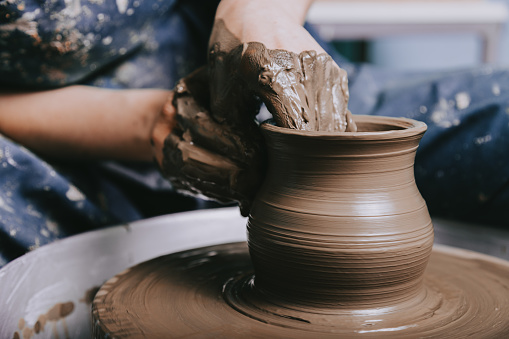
[239,43,355,132]
[173,73,260,163]
[240,43,313,130]
[178,66,210,109]
[163,134,240,195]
[161,129,261,216]
[345,110,358,132]
[155,70,266,215]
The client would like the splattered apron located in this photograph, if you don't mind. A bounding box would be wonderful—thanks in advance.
[0,0,219,266]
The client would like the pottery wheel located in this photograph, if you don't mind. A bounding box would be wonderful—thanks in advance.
[92,242,509,338]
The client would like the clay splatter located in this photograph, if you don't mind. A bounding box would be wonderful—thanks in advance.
[455,92,471,110]
[15,301,74,339]
[431,98,461,128]
[474,134,492,145]
[65,185,85,202]
[493,83,501,96]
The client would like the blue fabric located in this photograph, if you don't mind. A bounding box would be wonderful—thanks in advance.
[0,135,141,265]
[0,0,218,89]
[352,66,509,225]
[0,0,220,267]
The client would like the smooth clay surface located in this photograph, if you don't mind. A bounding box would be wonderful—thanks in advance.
[92,242,509,338]
[247,116,432,309]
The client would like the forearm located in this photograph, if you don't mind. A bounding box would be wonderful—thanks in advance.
[216,0,313,26]
[0,86,170,162]
[214,0,321,53]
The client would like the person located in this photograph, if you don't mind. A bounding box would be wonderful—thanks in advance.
[0,0,508,268]
[0,0,332,267]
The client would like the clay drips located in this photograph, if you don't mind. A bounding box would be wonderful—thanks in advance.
[13,301,74,339]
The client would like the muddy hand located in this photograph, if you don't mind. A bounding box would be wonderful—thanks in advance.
[153,67,265,216]
[239,42,356,132]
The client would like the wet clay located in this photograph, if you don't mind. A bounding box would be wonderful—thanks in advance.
[94,116,509,337]
[161,20,355,215]
[161,68,266,216]
[247,117,432,309]
[208,20,356,132]
[238,44,356,132]
[92,242,509,338]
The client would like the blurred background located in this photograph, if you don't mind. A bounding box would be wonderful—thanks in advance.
[307,0,509,70]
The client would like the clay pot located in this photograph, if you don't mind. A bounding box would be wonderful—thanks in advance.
[247,115,433,309]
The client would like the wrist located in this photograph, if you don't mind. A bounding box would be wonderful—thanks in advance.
[124,89,171,161]
[217,0,313,25]
[212,0,322,54]
[215,0,313,40]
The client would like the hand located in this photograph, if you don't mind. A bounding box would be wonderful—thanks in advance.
[210,0,356,132]
[151,68,265,216]
[152,0,355,216]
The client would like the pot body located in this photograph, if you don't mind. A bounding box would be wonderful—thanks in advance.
[247,115,433,309]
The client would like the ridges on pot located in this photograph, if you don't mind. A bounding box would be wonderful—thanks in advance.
[247,115,432,309]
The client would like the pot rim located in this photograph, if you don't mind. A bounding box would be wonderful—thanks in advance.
[261,115,427,140]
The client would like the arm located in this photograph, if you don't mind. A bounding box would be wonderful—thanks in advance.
[214,0,323,53]
[0,86,170,162]
[0,0,317,165]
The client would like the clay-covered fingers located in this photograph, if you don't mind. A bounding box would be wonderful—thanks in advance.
[162,130,241,201]
[162,132,256,216]
[173,68,263,168]
[239,42,356,132]
[301,52,354,132]
[157,68,265,216]
[239,43,307,130]
[207,43,262,126]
